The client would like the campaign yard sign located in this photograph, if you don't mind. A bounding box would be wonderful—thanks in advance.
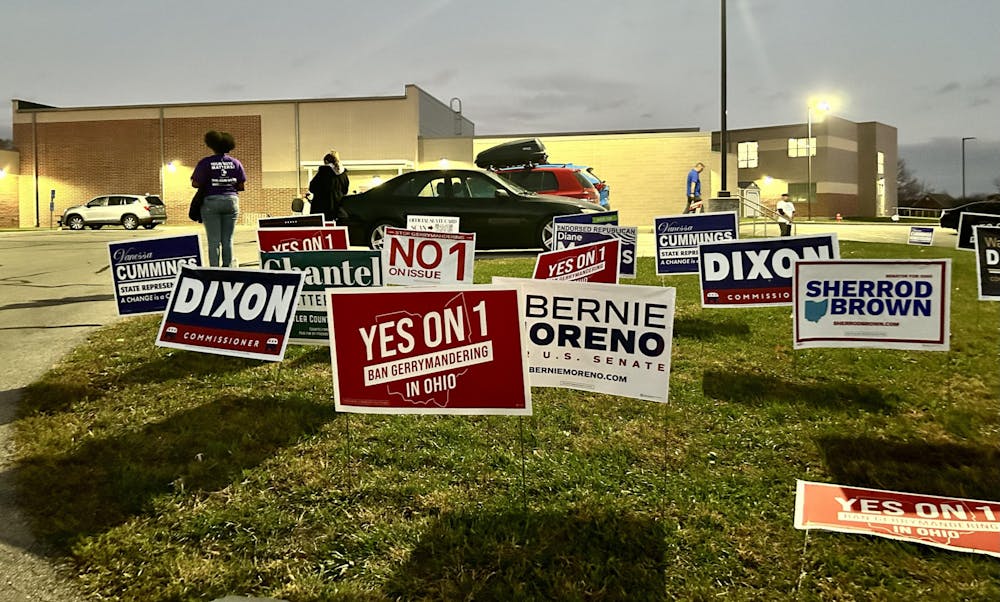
[156,267,304,361]
[552,210,619,227]
[550,211,619,248]
[532,238,620,283]
[552,222,638,278]
[699,234,840,307]
[973,225,1000,300]
[108,234,201,315]
[793,259,951,351]
[382,228,476,285]
[258,214,325,228]
[406,214,461,233]
[256,226,349,253]
[495,278,676,402]
[795,480,1000,559]
[957,212,1000,251]
[654,212,739,275]
[261,249,382,344]
[907,226,935,246]
[326,286,531,415]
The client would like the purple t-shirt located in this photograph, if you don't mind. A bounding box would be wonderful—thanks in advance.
[191,154,246,196]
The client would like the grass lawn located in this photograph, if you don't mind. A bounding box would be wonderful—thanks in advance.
[11,241,1000,601]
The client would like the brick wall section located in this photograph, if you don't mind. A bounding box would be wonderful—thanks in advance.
[0,175,17,227]
[162,116,268,224]
[12,115,293,227]
[30,120,161,216]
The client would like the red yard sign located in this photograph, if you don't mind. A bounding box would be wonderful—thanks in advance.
[532,238,620,283]
[256,226,349,253]
[326,286,531,415]
[795,480,1000,558]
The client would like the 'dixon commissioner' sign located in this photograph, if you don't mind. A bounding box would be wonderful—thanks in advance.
[699,234,840,307]
[260,249,382,345]
[156,267,304,361]
[326,286,531,415]
[108,234,201,315]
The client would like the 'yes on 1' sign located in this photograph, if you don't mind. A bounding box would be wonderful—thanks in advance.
[326,286,531,415]
[256,226,349,253]
[382,227,476,285]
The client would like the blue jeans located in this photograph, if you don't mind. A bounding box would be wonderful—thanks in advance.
[201,194,239,267]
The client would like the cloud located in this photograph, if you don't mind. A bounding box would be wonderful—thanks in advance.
[934,82,960,94]
[969,97,991,108]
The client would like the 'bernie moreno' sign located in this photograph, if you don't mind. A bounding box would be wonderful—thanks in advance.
[793,259,951,351]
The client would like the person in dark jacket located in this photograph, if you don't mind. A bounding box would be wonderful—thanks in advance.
[308,150,350,221]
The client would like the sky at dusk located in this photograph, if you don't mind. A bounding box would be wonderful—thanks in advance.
[2,0,998,195]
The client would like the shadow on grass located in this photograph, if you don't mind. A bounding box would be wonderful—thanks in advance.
[673,317,750,340]
[18,380,108,415]
[816,436,1000,501]
[115,351,262,386]
[702,369,896,413]
[384,507,667,600]
[8,393,339,555]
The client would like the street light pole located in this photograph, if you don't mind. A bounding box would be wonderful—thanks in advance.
[961,136,976,201]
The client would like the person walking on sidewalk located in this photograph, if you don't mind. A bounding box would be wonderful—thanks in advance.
[685,162,704,213]
[776,193,796,236]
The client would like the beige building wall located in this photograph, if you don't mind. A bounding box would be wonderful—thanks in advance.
[474,132,735,227]
[419,137,475,170]
[0,149,19,227]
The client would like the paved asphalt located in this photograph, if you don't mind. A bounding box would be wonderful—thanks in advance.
[0,219,954,600]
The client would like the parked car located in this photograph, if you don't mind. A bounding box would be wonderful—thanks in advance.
[540,163,610,208]
[59,194,167,230]
[495,165,602,206]
[939,200,1000,230]
[339,168,603,250]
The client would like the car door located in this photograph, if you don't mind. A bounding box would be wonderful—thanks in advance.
[446,172,535,248]
[82,196,111,223]
[108,196,132,223]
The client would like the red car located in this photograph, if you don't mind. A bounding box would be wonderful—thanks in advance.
[495,165,601,205]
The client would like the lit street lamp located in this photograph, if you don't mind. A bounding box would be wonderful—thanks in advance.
[806,100,831,221]
[962,136,976,201]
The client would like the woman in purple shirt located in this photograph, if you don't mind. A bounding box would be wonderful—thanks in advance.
[191,131,246,266]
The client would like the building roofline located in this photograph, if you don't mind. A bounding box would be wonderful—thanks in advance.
[475,127,701,138]
[12,87,418,114]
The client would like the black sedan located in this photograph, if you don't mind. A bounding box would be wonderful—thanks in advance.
[339,168,605,249]
[939,200,1000,230]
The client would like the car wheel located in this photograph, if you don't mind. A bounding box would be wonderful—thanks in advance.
[538,219,555,250]
[88,224,103,230]
[143,224,156,229]
[121,214,139,230]
[368,220,398,250]
[66,215,85,230]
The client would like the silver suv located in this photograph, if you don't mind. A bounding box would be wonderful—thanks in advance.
[60,194,167,230]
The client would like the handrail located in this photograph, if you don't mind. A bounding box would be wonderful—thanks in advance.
[740,193,793,237]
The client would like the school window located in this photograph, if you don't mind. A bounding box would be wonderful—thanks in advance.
[877,151,885,176]
[737,141,758,168]
[788,137,816,158]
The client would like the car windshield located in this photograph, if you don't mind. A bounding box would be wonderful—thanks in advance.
[484,169,534,195]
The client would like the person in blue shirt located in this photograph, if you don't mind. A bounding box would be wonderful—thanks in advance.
[686,162,704,213]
